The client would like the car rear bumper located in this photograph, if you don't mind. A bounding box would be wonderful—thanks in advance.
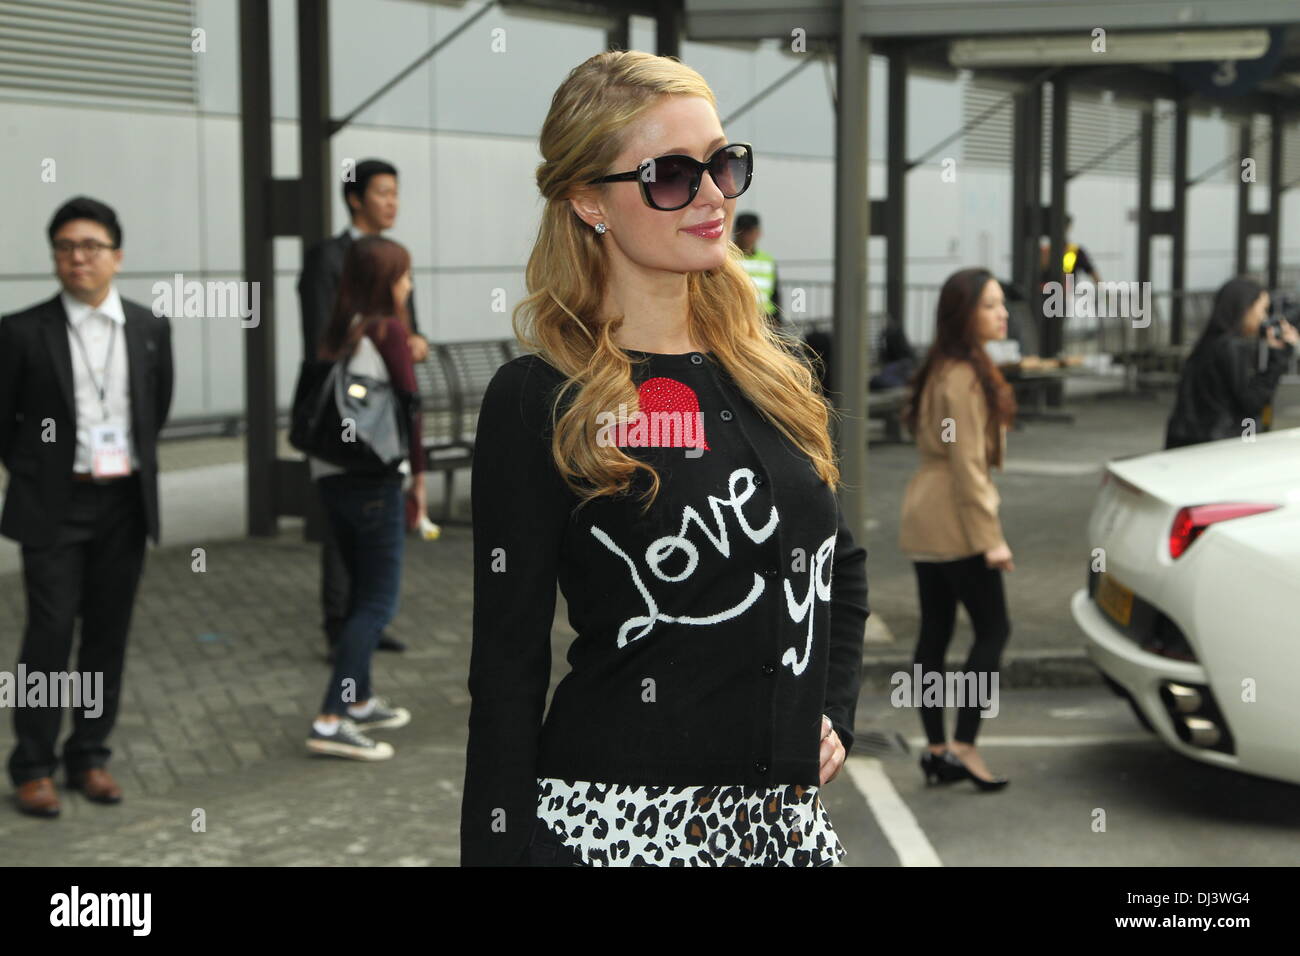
[1070,588,1244,774]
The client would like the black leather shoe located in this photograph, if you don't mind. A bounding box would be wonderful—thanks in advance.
[948,750,1010,791]
[377,632,407,652]
[920,750,968,786]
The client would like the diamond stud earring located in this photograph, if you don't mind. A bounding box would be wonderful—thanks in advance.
[594,222,607,235]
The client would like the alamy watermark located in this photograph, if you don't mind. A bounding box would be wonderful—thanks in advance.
[50,886,150,936]
[891,665,1000,718]
[0,666,103,718]
[151,274,260,328]
[595,405,706,458]
[1042,274,1151,329]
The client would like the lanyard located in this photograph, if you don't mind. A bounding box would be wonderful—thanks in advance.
[67,315,118,422]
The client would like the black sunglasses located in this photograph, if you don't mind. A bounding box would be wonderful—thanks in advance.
[588,142,754,211]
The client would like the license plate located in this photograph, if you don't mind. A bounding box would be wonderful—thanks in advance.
[1096,573,1135,628]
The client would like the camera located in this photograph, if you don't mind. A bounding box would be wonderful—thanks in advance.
[1262,291,1298,340]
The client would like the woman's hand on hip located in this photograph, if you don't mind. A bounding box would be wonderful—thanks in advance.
[984,543,1014,571]
[819,714,846,786]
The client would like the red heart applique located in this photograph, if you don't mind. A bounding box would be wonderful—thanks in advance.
[634,377,710,450]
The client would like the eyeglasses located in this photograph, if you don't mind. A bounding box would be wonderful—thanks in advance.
[588,142,753,211]
[52,239,117,258]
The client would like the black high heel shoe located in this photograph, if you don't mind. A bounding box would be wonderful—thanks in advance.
[947,749,1009,792]
[920,750,968,786]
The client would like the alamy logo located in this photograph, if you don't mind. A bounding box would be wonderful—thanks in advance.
[0,667,102,718]
[890,665,1000,718]
[1042,274,1151,328]
[151,273,260,328]
[595,377,709,456]
[50,886,151,936]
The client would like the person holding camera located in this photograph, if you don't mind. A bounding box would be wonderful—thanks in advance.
[1165,277,1298,449]
[304,236,424,761]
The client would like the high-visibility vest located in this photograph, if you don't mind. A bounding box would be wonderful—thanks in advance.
[1062,243,1080,274]
[741,249,778,315]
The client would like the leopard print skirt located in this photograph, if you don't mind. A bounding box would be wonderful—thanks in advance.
[531,778,846,867]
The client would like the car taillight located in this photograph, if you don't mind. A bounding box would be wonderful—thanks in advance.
[1168,503,1279,559]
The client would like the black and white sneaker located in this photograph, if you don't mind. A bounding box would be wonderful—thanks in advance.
[348,697,411,732]
[306,719,395,760]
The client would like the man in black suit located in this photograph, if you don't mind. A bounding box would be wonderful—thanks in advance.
[298,159,427,660]
[0,197,173,817]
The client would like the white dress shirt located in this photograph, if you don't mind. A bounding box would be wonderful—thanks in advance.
[62,287,138,473]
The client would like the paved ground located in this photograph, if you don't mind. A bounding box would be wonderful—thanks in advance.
[0,527,478,864]
[0,380,1296,865]
[831,685,1300,867]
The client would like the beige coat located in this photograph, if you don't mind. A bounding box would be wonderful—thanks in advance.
[898,359,1008,560]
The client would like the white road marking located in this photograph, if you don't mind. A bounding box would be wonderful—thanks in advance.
[903,734,1154,749]
[1002,459,1101,477]
[844,755,943,867]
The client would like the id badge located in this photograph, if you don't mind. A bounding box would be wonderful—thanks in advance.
[90,424,131,478]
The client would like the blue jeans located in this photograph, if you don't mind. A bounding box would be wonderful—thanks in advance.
[316,473,405,716]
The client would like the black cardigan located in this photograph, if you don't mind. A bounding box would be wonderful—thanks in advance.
[460,349,869,866]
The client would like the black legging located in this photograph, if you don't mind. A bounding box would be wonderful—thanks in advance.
[911,555,1011,745]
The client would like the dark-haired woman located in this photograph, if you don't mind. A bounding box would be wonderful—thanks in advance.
[1165,276,1297,449]
[459,51,869,867]
[305,236,424,761]
[899,268,1017,792]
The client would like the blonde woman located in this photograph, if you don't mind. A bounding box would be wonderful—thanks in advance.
[899,268,1016,792]
[459,51,870,867]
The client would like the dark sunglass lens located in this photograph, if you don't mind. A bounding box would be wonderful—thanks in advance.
[645,156,695,209]
[713,146,749,197]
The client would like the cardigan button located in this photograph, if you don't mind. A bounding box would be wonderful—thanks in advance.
[720,409,733,422]
[753,475,765,486]
[690,353,704,365]
[762,662,776,676]
[753,762,769,774]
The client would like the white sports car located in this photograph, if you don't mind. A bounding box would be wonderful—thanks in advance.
[1071,427,1300,787]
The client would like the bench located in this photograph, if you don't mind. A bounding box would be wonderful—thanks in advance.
[867,387,910,442]
[414,339,517,522]
[791,317,912,442]
[1002,366,1076,424]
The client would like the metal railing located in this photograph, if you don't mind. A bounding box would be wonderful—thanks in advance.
[779,277,1298,384]
[158,272,1298,442]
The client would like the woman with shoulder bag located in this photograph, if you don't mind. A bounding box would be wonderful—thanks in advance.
[899,268,1017,792]
[305,236,424,761]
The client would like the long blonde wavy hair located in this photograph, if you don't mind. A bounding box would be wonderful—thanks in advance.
[514,50,840,512]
